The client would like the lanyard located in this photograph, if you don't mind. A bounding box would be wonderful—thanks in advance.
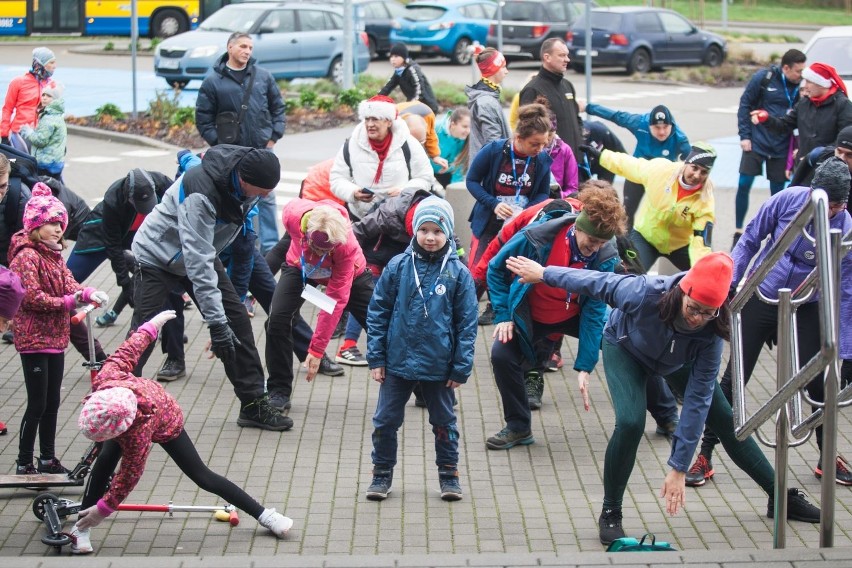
[411,248,451,318]
[510,144,531,204]
[781,73,799,109]
[300,248,328,288]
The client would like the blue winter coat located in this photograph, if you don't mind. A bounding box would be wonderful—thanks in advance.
[737,65,799,158]
[540,268,724,473]
[432,113,467,184]
[486,212,618,372]
[466,139,553,238]
[585,103,690,161]
[367,244,478,383]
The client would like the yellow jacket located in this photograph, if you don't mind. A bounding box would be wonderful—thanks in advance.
[601,150,714,265]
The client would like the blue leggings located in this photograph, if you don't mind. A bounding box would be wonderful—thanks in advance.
[735,174,786,229]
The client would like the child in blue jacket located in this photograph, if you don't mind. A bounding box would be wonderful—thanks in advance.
[365,196,478,502]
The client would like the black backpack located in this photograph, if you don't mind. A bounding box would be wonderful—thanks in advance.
[1,143,39,232]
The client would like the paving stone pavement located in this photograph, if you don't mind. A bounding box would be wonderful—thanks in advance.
[1,255,851,566]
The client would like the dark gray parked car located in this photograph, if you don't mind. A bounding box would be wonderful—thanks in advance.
[487,0,595,60]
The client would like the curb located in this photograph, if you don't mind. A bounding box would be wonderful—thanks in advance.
[68,44,155,57]
[67,123,183,151]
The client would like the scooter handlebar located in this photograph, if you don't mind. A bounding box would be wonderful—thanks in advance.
[71,303,100,325]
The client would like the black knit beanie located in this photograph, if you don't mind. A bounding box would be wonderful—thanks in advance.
[238,150,280,190]
[389,43,409,60]
[812,156,851,203]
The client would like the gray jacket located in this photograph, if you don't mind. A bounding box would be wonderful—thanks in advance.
[131,145,259,325]
[466,82,510,167]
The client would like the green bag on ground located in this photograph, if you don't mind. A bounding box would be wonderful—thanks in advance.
[606,533,677,552]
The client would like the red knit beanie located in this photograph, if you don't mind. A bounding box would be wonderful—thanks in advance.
[678,252,734,309]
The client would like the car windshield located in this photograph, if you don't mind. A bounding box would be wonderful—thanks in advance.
[588,11,621,31]
[502,3,539,20]
[402,6,446,21]
[807,37,852,77]
[199,6,268,32]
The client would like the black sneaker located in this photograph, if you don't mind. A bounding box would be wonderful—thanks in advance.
[268,391,292,412]
[318,354,345,377]
[16,461,38,475]
[815,455,852,486]
[366,468,393,501]
[655,418,679,437]
[237,396,293,431]
[525,370,544,410]
[439,468,463,501]
[478,302,494,326]
[685,455,714,487]
[486,427,534,450]
[2,330,13,344]
[330,312,348,339]
[598,507,625,545]
[156,358,186,382]
[37,457,70,474]
[767,488,821,523]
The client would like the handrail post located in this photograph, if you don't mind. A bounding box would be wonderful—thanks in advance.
[773,289,792,549]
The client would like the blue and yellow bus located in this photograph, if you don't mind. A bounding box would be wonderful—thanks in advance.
[0,0,239,38]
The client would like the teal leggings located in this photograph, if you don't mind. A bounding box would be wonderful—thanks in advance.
[601,341,775,509]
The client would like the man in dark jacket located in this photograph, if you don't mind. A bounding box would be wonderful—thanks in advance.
[0,152,29,268]
[734,49,806,244]
[790,125,852,187]
[379,43,439,114]
[195,32,285,255]
[131,145,292,432]
[519,38,584,169]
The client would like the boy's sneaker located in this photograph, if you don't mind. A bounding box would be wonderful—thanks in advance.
[478,302,494,326]
[244,295,256,318]
[70,526,94,554]
[598,507,625,545]
[685,455,714,487]
[95,309,118,327]
[237,396,293,431]
[486,427,534,450]
[525,370,544,410]
[268,391,292,412]
[814,455,852,486]
[545,351,563,372]
[258,508,294,538]
[336,346,368,366]
[366,469,393,501]
[0,420,6,435]
[16,461,38,475]
[439,468,463,502]
[767,488,820,523]
[318,354,345,377]
[156,358,186,382]
[37,457,70,474]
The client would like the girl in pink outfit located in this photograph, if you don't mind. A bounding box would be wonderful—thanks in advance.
[8,182,109,475]
[68,310,293,555]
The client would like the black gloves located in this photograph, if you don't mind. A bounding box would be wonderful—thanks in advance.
[579,143,602,161]
[209,322,242,364]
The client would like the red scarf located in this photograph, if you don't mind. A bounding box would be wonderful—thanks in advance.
[369,132,393,185]
[810,85,839,107]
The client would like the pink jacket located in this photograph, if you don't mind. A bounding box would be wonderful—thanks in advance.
[8,232,84,353]
[1,73,52,137]
[89,328,184,512]
[548,137,579,197]
[282,198,367,357]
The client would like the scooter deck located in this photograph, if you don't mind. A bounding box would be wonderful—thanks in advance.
[0,473,84,488]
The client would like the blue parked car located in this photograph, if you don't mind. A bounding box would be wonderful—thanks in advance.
[390,0,497,65]
[154,1,371,88]
[567,7,726,75]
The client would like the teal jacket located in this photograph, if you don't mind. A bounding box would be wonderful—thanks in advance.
[432,113,467,184]
[21,99,66,173]
[487,212,618,372]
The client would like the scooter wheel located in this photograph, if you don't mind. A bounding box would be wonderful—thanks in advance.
[32,492,60,521]
[41,532,71,548]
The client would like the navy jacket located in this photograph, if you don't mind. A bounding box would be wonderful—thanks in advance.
[737,65,800,158]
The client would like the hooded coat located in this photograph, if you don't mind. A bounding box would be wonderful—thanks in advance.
[21,98,66,173]
[466,82,511,166]
[585,102,691,161]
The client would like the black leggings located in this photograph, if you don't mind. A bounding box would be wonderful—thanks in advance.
[81,430,264,519]
[18,353,65,465]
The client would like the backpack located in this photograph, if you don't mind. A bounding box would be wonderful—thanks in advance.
[1,143,39,232]
[342,137,412,179]
[606,533,677,552]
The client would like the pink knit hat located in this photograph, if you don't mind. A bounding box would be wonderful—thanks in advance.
[78,387,138,442]
[23,182,68,233]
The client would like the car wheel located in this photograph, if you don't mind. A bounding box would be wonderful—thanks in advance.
[167,79,188,89]
[703,45,723,67]
[368,36,378,60]
[626,48,651,74]
[150,9,188,39]
[450,37,472,65]
[328,56,344,86]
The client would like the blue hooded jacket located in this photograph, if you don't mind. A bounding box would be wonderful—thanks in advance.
[585,103,691,161]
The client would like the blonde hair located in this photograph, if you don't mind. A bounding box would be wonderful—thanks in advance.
[305,205,349,245]
[0,154,9,178]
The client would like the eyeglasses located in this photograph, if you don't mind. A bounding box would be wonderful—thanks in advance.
[0,181,9,192]
[685,300,720,320]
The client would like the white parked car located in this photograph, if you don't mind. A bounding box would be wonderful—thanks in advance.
[802,26,852,80]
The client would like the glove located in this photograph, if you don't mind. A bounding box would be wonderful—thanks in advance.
[147,310,177,333]
[90,290,110,306]
[579,143,601,161]
[72,290,89,308]
[750,109,769,124]
[75,505,108,530]
[209,322,242,364]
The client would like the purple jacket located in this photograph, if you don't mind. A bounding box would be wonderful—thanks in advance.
[733,185,852,358]
[547,137,579,197]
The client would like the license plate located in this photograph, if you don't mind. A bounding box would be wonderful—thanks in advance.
[406,44,422,52]
[501,44,522,53]
[159,59,180,70]
[575,49,599,57]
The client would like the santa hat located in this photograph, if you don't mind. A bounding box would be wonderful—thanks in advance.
[802,63,848,96]
[358,95,398,122]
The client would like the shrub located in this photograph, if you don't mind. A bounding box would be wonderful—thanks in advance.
[147,90,182,123]
[432,81,467,107]
[94,103,124,122]
[170,106,195,127]
[337,87,366,108]
[284,98,301,113]
[104,42,114,51]
[316,97,336,112]
[299,90,319,109]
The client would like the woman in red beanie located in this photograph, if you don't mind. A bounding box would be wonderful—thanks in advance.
[504,251,821,546]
